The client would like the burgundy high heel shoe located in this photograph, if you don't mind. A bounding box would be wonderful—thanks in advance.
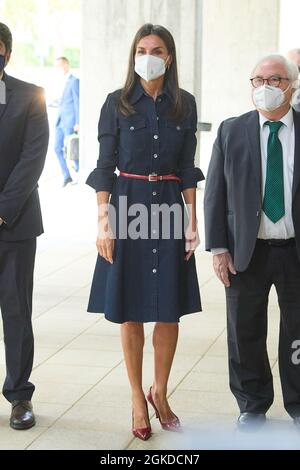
[147,387,182,433]
[132,401,152,441]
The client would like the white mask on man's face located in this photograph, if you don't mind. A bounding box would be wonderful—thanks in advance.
[253,84,291,112]
[135,54,168,82]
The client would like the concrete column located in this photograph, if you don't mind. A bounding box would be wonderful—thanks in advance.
[200,0,280,174]
[80,0,200,171]
[81,0,280,176]
[279,0,300,52]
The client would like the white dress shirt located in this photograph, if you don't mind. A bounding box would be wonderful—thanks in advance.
[0,73,7,223]
[212,107,295,255]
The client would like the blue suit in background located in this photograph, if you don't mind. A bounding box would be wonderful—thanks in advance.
[55,74,80,182]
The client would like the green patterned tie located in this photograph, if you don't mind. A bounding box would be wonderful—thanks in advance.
[262,121,285,223]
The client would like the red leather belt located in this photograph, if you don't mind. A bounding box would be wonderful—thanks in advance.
[119,172,181,183]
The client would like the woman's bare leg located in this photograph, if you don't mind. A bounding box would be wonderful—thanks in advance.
[151,322,179,422]
[121,322,150,429]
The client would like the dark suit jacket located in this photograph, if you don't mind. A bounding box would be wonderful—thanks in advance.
[0,73,49,241]
[56,75,79,130]
[204,109,300,272]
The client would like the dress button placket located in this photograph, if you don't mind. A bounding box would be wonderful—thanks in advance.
[150,101,160,320]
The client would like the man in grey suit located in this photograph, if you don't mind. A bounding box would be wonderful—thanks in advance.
[204,54,300,431]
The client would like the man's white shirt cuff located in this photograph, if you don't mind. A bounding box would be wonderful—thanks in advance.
[211,248,229,255]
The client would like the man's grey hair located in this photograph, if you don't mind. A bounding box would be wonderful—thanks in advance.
[251,54,299,88]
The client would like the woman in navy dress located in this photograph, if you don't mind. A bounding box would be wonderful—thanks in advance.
[86,24,204,441]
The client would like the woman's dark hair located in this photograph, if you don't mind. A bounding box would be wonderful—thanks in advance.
[0,22,12,53]
[119,23,188,121]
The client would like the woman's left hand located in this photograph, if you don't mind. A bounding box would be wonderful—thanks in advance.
[184,219,200,261]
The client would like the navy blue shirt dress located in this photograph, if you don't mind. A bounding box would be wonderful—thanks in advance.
[86,81,204,324]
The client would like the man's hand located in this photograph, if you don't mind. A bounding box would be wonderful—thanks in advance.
[213,252,237,287]
[0,218,4,226]
[74,124,80,133]
[96,215,115,264]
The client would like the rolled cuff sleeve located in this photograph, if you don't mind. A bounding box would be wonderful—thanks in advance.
[86,92,119,194]
[86,169,117,193]
[177,95,205,191]
[178,167,205,191]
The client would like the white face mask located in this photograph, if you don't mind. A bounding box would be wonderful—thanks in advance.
[135,54,167,82]
[253,84,291,112]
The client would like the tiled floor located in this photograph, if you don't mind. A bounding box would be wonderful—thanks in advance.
[0,158,298,450]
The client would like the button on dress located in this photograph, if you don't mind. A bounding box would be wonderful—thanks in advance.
[86,82,204,323]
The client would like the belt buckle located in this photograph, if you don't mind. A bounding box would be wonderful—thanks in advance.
[148,173,158,182]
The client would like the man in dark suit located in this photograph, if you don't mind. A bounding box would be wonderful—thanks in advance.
[0,23,49,429]
[54,57,79,187]
[204,54,300,431]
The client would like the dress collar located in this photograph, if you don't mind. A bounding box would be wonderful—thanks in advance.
[129,79,173,105]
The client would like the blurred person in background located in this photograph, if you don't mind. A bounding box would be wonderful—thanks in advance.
[288,49,300,72]
[0,22,49,430]
[287,49,300,112]
[54,57,80,187]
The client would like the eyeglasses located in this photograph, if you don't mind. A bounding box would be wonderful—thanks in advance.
[250,76,290,88]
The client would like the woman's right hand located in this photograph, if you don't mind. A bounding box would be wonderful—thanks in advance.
[96,215,115,264]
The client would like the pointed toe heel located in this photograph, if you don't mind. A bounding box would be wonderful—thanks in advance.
[146,387,182,433]
[132,426,152,441]
[132,401,152,441]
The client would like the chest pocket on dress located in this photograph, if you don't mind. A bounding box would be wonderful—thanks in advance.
[165,120,192,152]
[119,115,147,152]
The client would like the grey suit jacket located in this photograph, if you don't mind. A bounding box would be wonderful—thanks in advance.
[204,109,300,272]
